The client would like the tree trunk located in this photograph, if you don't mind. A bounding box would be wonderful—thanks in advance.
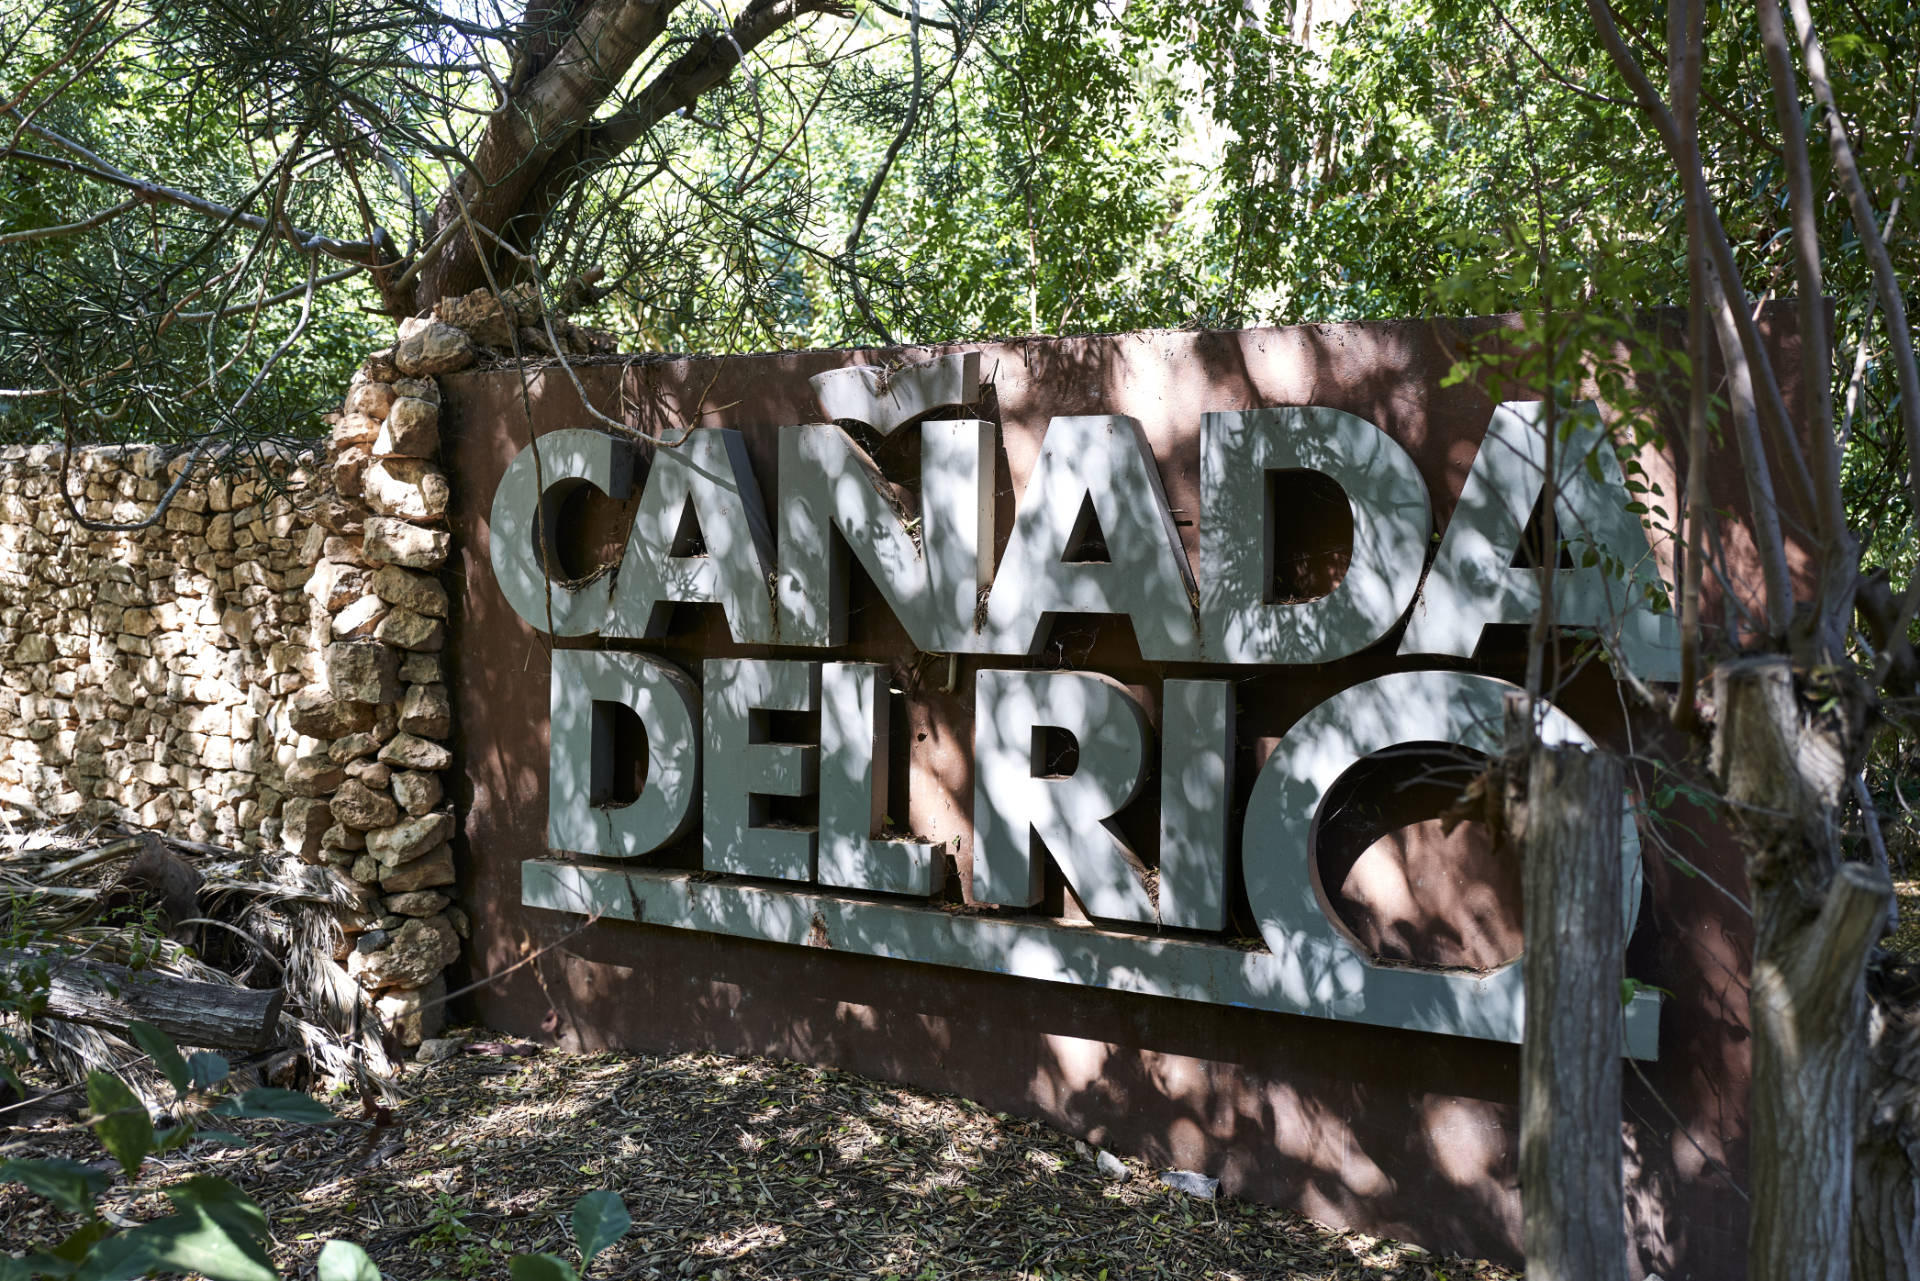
[3,951,285,1052]
[1712,657,1891,1281]
[1513,726,1629,1281]
[1853,969,1920,1281]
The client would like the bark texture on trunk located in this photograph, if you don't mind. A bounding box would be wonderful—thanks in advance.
[1712,657,1891,1281]
[412,0,837,312]
[1853,969,1920,1281]
[1516,738,1629,1281]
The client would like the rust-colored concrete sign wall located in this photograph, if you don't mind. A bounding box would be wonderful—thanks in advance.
[442,319,1772,1276]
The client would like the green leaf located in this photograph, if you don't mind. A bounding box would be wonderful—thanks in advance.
[84,1074,153,1178]
[50,1221,114,1264]
[0,1157,110,1217]
[92,1207,275,1281]
[188,1052,230,1091]
[89,1177,275,1281]
[155,1126,196,1154]
[211,1088,335,1124]
[570,1190,630,1268]
[316,1240,381,1281]
[124,1022,188,1098]
[73,1231,159,1281]
[165,1176,270,1240]
[508,1255,578,1281]
[1,1252,77,1280]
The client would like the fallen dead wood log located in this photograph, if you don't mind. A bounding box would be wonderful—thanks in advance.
[2,949,284,1052]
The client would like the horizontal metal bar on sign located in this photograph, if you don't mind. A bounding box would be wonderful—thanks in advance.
[523,860,1663,1060]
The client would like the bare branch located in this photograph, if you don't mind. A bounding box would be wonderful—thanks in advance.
[2,119,395,267]
[54,255,323,533]
[1574,1,1812,530]
[1490,0,1635,110]
[1672,0,1710,727]
[172,265,367,322]
[1786,0,1920,548]
[844,0,926,343]
[1755,0,1852,656]
[861,0,960,34]
[0,197,142,247]
[584,0,848,170]
[0,0,117,118]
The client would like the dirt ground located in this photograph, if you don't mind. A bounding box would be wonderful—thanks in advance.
[2,1039,1518,1281]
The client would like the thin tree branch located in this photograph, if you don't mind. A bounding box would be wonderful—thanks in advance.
[172,265,366,322]
[844,0,924,344]
[1583,0,1818,514]
[1490,0,1636,109]
[0,0,117,118]
[1838,101,1919,451]
[862,0,959,34]
[1786,0,1920,584]
[0,196,142,247]
[1755,0,1851,657]
[1583,0,1814,627]
[1673,0,1710,727]
[2,120,393,266]
[53,254,323,532]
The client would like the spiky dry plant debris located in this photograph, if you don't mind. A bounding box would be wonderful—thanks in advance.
[0,817,393,1107]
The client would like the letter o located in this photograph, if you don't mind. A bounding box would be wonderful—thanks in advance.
[1243,670,1642,971]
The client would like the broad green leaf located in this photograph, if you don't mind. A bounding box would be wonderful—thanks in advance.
[0,1157,110,1216]
[316,1240,381,1281]
[570,1190,629,1268]
[212,1088,335,1124]
[124,1022,188,1097]
[51,1221,114,1263]
[0,1252,77,1280]
[84,1074,153,1178]
[73,1231,159,1281]
[508,1254,578,1281]
[187,1052,230,1091]
[100,1208,275,1281]
[77,1179,275,1281]
[164,1175,271,1244]
[155,1126,196,1154]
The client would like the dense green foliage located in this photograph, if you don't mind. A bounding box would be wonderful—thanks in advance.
[1,0,1915,564]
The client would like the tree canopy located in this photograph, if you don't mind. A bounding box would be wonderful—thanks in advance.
[0,0,1916,590]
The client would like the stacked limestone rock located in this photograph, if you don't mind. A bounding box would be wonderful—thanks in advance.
[0,444,321,847]
[287,316,476,1049]
[0,314,479,1053]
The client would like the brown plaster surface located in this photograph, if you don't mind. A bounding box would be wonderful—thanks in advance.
[438,314,1804,1278]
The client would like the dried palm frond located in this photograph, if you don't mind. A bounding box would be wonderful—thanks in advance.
[1,818,395,1111]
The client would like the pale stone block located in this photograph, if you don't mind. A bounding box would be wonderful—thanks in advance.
[378,732,451,771]
[325,640,401,705]
[394,318,474,376]
[363,459,449,522]
[367,811,453,864]
[363,517,448,570]
[374,398,440,458]
[375,608,444,652]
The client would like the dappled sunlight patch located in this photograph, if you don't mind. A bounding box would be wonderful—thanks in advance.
[689,1221,788,1261]
[1,1041,1518,1280]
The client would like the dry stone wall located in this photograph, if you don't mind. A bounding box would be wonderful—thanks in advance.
[0,312,481,1050]
[0,445,320,838]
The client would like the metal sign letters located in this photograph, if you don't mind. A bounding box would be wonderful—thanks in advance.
[496,374,1673,1057]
